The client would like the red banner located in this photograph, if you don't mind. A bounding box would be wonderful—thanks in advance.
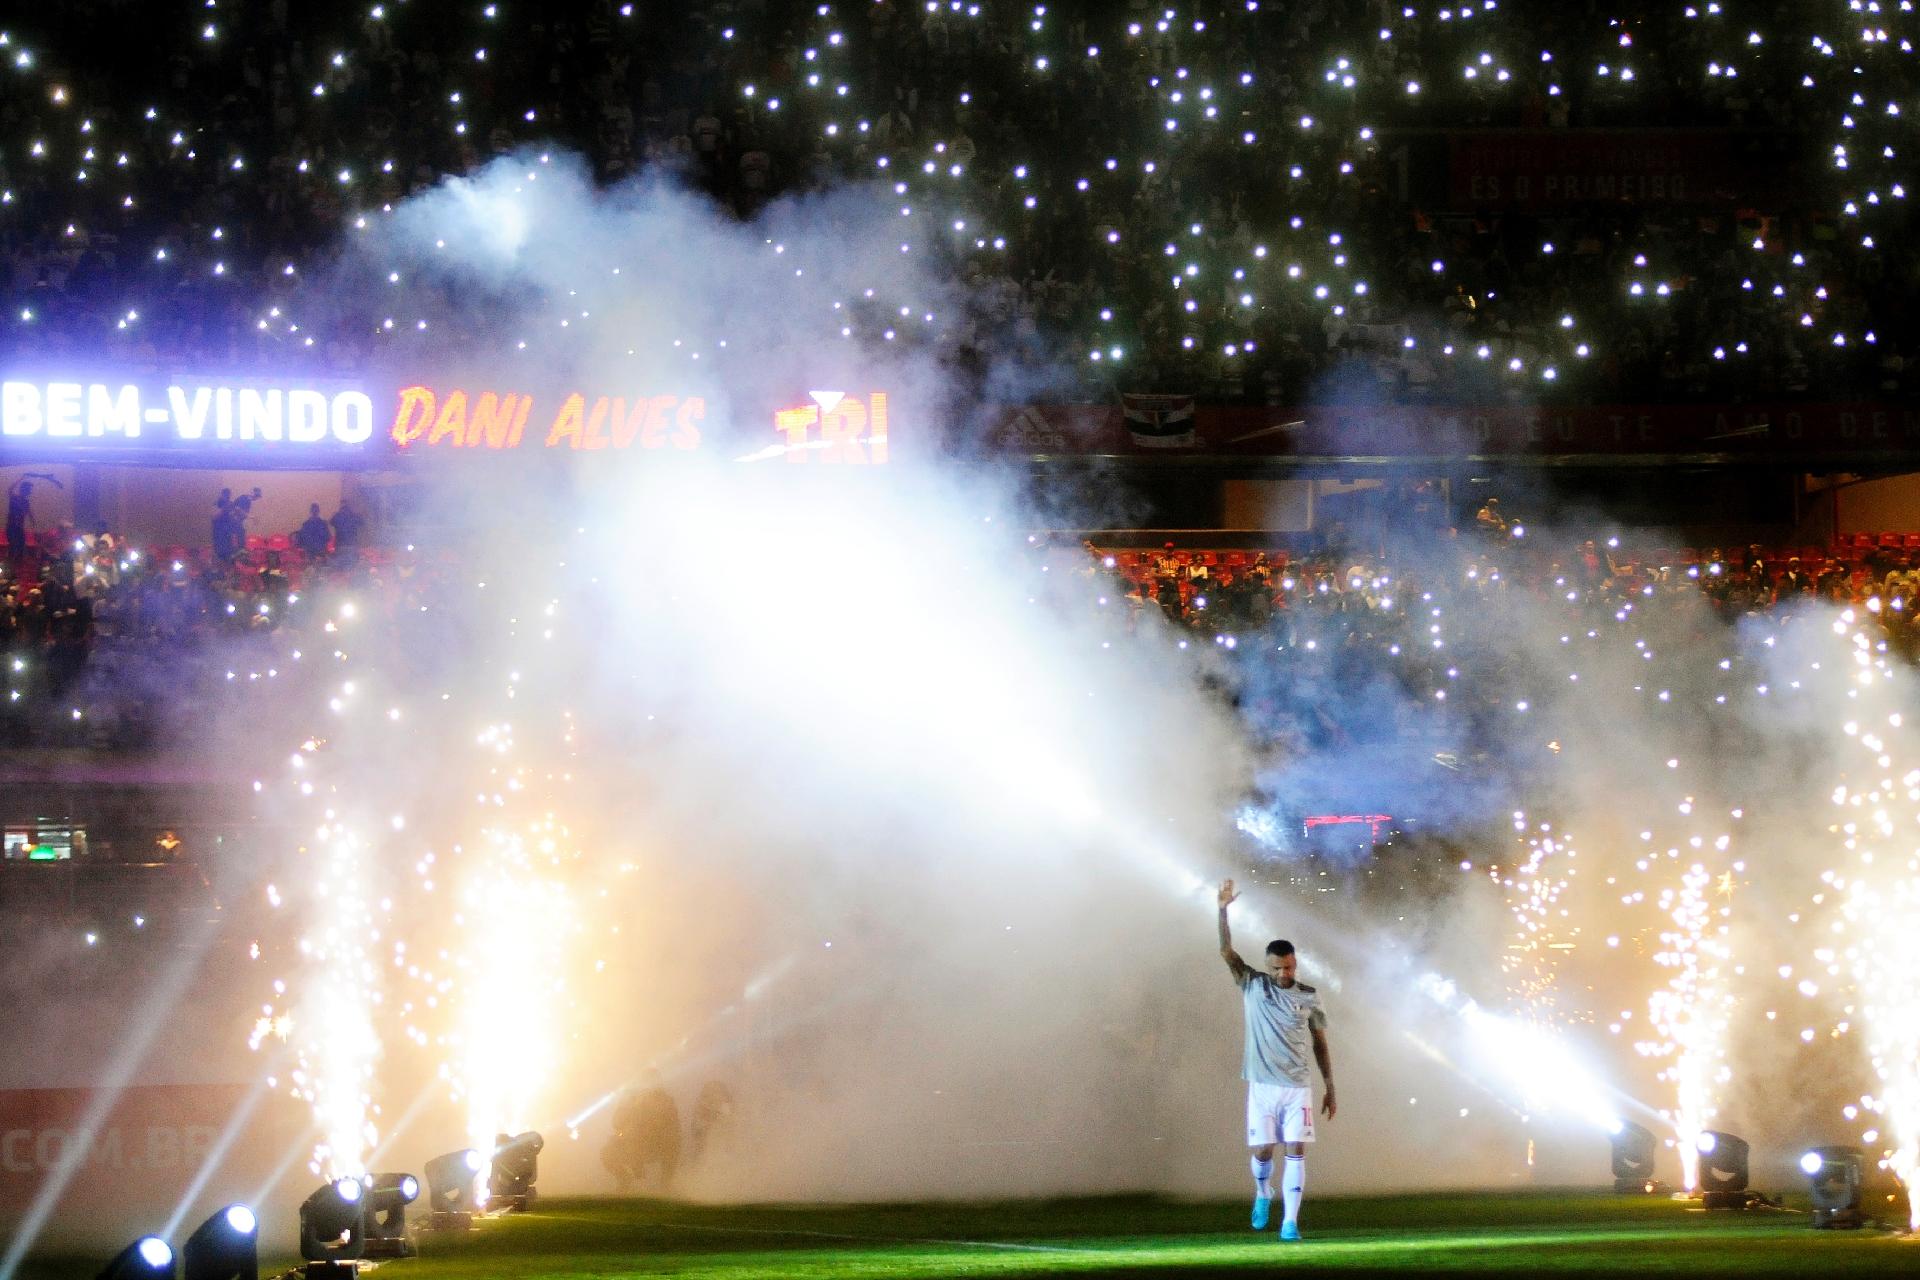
[1447,130,1749,209]
[0,1084,299,1238]
[986,403,1920,464]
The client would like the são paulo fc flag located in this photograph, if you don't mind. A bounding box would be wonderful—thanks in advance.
[1121,393,1198,449]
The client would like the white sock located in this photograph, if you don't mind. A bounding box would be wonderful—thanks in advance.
[1250,1155,1273,1198]
[1282,1156,1306,1225]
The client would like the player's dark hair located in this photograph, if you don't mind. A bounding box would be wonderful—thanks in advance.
[1266,939,1294,958]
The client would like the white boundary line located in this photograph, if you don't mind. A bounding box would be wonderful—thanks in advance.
[570,1217,1092,1255]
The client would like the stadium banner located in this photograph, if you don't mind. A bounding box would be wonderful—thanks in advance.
[0,373,890,468]
[984,403,1920,464]
[13,369,1920,466]
[1383,129,1779,211]
[0,1083,301,1231]
[1120,393,1199,449]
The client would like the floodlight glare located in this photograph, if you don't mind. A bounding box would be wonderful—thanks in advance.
[97,1235,174,1279]
[1607,1120,1660,1193]
[1802,1145,1867,1229]
[1695,1131,1754,1208]
[183,1202,257,1280]
[362,1171,422,1259]
[487,1130,545,1212]
[298,1177,366,1269]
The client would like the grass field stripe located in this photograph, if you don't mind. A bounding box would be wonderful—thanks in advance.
[655,1220,1090,1253]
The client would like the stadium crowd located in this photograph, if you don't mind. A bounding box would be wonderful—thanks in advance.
[1044,519,1920,799]
[0,500,455,751]
[8,487,1919,755]
[1,2,1915,407]
[1089,530,1920,636]
[5,3,1920,762]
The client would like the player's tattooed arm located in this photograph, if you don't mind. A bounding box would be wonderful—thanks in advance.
[1217,880,1252,980]
[1312,1025,1337,1118]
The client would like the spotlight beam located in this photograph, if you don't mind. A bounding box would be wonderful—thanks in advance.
[0,916,222,1280]
[364,1077,446,1170]
[245,1122,321,1212]
[160,1075,275,1240]
[560,963,877,1134]
[1306,911,1650,1134]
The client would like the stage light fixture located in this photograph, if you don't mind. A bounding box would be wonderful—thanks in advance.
[361,1172,421,1258]
[182,1204,257,1280]
[424,1148,485,1228]
[487,1131,545,1212]
[1607,1120,1660,1193]
[1801,1146,1867,1229]
[98,1236,174,1279]
[297,1176,366,1274]
[1694,1130,1753,1207]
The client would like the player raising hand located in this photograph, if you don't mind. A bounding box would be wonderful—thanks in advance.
[1217,879,1335,1241]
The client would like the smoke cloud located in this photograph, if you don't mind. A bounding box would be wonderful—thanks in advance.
[14,152,1920,1263]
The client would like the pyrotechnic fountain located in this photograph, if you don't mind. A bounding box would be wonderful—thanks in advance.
[1643,855,1736,1193]
[446,804,583,1180]
[250,572,598,1197]
[252,725,393,1182]
[1498,813,1581,1024]
[291,824,385,1181]
[1818,612,1920,1228]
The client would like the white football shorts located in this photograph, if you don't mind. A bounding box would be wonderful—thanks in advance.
[1246,1082,1315,1146]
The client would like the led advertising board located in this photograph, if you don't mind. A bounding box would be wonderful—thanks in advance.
[0,374,891,468]
[2,378,374,455]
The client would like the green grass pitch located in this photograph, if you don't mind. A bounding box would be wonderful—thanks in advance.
[21,1190,1920,1277]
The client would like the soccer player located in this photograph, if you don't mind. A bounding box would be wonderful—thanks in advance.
[1217,879,1335,1240]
